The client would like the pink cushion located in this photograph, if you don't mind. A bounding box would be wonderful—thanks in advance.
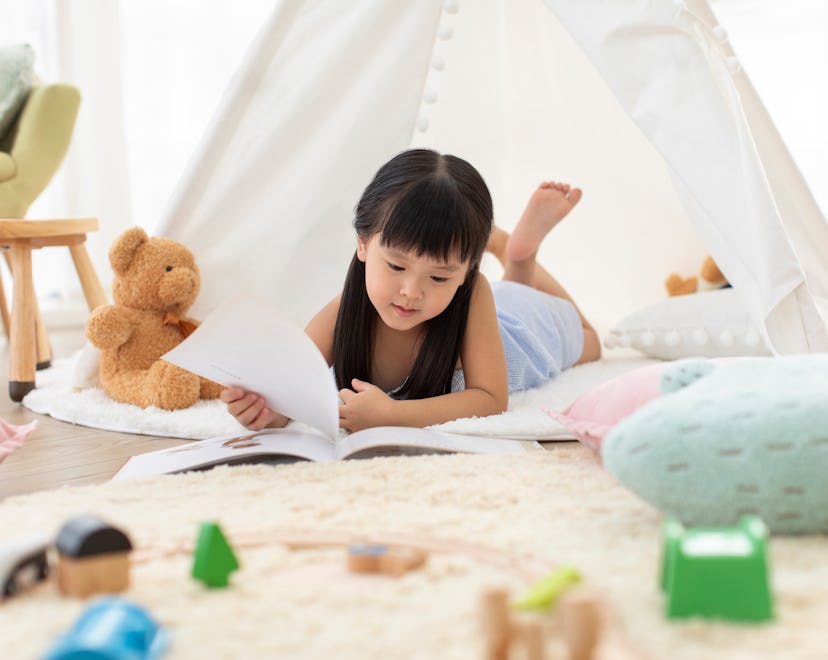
[545,363,666,451]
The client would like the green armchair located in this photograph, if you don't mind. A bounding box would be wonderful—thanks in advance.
[0,83,80,217]
[0,82,107,401]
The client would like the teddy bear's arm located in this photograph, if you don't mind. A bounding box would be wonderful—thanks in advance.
[85,305,138,350]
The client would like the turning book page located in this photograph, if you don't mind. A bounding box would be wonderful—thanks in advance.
[163,296,339,440]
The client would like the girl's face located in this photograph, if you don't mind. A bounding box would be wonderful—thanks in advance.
[357,233,470,332]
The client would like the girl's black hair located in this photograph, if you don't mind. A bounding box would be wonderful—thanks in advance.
[333,149,493,399]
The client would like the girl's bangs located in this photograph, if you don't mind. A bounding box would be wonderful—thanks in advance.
[379,180,484,265]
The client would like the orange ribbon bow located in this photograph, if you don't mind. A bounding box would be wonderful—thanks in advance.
[163,311,198,339]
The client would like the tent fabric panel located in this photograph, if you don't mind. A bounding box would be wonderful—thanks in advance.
[415,0,711,329]
[687,0,828,299]
[158,0,828,352]
[545,0,828,351]
[159,0,445,323]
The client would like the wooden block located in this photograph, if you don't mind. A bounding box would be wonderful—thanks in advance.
[514,617,545,660]
[561,588,602,660]
[482,588,511,660]
[347,544,427,577]
[346,544,387,574]
[57,552,130,598]
[379,547,427,576]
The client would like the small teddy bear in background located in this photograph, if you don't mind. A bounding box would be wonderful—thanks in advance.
[665,255,728,297]
[85,227,224,410]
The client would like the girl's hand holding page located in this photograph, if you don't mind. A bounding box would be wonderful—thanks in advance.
[338,379,395,432]
[221,386,287,431]
[163,295,340,439]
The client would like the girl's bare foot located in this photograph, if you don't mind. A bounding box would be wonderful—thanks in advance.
[506,181,582,262]
[486,226,510,267]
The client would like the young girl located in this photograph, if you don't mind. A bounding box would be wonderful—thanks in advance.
[222,149,600,432]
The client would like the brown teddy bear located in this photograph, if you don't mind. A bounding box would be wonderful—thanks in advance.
[85,227,224,410]
[665,255,728,296]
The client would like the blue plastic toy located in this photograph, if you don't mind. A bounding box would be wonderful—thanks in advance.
[44,597,169,660]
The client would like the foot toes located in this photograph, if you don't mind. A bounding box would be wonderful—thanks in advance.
[566,188,583,205]
[537,181,579,202]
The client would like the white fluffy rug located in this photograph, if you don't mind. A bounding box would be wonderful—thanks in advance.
[1,448,825,659]
[22,355,657,440]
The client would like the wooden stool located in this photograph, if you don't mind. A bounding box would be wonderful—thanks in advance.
[0,218,107,402]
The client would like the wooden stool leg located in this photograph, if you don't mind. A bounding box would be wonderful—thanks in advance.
[35,301,52,370]
[0,266,10,337]
[4,249,51,370]
[9,243,37,402]
[69,242,107,311]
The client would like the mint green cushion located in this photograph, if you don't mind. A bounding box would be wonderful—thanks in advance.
[0,44,34,140]
[602,356,828,534]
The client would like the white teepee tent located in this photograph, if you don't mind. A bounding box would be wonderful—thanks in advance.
[157,0,828,355]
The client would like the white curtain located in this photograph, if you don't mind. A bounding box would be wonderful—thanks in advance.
[0,0,271,321]
[710,0,828,216]
[53,0,133,312]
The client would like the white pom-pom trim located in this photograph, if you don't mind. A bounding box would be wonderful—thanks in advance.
[431,55,446,71]
[603,335,618,349]
[664,331,681,347]
[618,333,632,348]
[744,330,761,347]
[726,56,741,73]
[712,25,728,42]
[719,329,734,347]
[443,0,459,15]
[640,331,656,347]
[692,329,709,346]
[437,25,454,40]
[423,89,438,104]
[416,116,430,132]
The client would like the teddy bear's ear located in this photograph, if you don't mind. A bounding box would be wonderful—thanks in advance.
[109,227,149,275]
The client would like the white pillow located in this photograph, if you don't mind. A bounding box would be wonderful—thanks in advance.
[604,288,771,360]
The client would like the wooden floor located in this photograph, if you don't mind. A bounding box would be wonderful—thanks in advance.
[0,327,188,500]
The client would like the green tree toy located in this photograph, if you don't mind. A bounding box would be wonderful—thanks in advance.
[191,521,240,588]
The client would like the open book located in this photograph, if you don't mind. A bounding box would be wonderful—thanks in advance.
[119,296,535,480]
[113,425,534,480]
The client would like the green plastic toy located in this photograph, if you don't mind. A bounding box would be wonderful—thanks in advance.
[661,516,773,621]
[191,521,240,588]
[513,566,581,611]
